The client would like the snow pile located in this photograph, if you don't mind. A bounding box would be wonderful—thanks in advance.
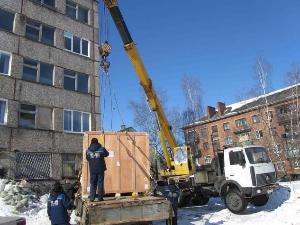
[0,179,80,225]
[0,179,51,224]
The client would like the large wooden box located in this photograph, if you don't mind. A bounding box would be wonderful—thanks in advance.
[81,132,150,197]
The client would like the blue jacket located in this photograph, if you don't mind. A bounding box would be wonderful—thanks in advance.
[86,143,109,174]
[47,192,73,225]
[162,185,179,209]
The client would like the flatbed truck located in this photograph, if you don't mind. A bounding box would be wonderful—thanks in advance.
[75,196,172,225]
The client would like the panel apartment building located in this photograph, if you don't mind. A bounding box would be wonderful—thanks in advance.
[183,84,300,178]
[0,0,100,180]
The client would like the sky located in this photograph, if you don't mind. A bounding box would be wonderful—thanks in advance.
[98,0,300,131]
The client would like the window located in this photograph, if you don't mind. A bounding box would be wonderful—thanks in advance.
[62,154,78,177]
[266,111,273,121]
[185,130,199,145]
[255,130,263,139]
[23,58,53,85]
[15,152,51,179]
[0,99,8,125]
[235,118,247,127]
[211,125,218,133]
[64,69,89,93]
[225,136,233,145]
[223,123,230,131]
[26,20,55,45]
[0,8,14,32]
[32,0,55,8]
[203,142,209,150]
[64,31,89,56]
[229,151,244,165]
[293,160,300,169]
[200,128,207,137]
[212,140,220,150]
[19,104,36,128]
[0,51,11,75]
[64,110,90,132]
[204,155,212,164]
[66,0,89,24]
[275,161,285,172]
[252,115,260,123]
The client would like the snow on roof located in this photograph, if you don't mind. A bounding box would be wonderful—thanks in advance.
[184,83,300,128]
[227,83,300,111]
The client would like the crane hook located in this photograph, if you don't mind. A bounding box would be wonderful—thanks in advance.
[99,41,112,74]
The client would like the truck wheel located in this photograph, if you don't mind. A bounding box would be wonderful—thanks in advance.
[224,189,248,214]
[251,194,269,207]
[191,194,209,206]
[178,191,189,207]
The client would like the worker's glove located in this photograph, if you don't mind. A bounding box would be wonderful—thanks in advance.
[95,152,100,158]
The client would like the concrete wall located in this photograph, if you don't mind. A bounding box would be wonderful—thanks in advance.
[0,0,100,180]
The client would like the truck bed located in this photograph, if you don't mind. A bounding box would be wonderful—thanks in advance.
[76,196,171,225]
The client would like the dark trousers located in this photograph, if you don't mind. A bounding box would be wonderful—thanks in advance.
[166,207,177,225]
[90,172,105,200]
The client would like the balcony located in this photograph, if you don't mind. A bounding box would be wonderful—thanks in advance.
[286,149,300,159]
[282,132,299,139]
[276,113,298,125]
[233,125,251,134]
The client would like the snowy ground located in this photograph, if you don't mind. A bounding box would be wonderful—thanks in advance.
[155,181,300,225]
[0,181,300,225]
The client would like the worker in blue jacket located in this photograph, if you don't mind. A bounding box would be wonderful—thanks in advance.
[164,179,180,225]
[47,181,73,225]
[86,138,109,201]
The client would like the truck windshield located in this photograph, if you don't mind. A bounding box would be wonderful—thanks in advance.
[174,147,188,165]
[245,147,271,164]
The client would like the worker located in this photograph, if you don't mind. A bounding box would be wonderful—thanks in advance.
[86,138,109,201]
[63,179,79,203]
[47,181,73,225]
[165,179,179,225]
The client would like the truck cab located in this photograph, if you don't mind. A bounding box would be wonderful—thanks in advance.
[220,146,278,213]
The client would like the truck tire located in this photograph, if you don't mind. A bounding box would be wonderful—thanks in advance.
[224,189,248,214]
[250,194,269,207]
[178,191,190,207]
[191,194,209,206]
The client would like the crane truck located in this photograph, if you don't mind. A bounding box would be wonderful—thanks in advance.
[76,1,279,224]
[102,0,279,214]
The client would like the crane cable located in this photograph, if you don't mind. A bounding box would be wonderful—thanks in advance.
[99,1,113,130]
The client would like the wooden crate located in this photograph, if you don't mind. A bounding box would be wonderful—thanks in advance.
[81,132,150,197]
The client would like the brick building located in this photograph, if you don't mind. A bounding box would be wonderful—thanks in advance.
[0,0,100,180]
[183,84,300,177]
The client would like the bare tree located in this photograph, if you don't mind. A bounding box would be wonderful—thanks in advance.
[181,74,204,124]
[286,64,300,85]
[253,56,287,174]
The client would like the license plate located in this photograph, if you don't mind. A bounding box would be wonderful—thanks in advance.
[267,189,273,194]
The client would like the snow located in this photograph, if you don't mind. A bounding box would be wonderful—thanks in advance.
[1,181,300,225]
[228,83,300,111]
[154,181,300,225]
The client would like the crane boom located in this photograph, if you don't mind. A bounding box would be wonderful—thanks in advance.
[103,1,177,158]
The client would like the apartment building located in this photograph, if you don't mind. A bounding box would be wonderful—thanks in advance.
[0,0,100,180]
[183,84,300,177]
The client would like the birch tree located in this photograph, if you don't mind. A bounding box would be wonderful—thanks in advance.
[181,74,204,125]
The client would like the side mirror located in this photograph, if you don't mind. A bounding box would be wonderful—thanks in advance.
[239,153,246,166]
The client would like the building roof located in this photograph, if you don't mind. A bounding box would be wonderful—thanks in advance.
[185,83,300,128]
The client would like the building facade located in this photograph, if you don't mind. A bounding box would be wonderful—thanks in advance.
[183,84,300,178]
[0,0,100,180]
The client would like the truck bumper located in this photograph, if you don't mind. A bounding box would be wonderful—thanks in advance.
[242,183,280,198]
